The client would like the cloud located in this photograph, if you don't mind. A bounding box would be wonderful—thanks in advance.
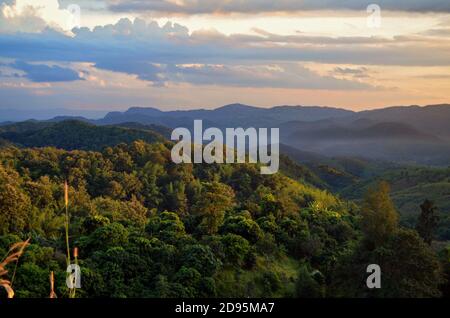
[94,60,162,82]
[0,1,48,33]
[420,28,450,37]
[1,18,449,68]
[0,0,83,34]
[105,0,450,14]
[334,67,368,75]
[139,63,374,90]
[332,66,373,79]
[93,59,374,91]
[0,16,448,95]
[57,0,106,10]
[10,60,83,82]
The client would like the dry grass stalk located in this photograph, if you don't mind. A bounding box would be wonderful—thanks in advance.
[64,180,69,208]
[0,279,14,298]
[49,271,57,298]
[0,238,30,298]
[64,180,71,267]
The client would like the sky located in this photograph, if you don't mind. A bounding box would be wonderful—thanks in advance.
[0,0,450,117]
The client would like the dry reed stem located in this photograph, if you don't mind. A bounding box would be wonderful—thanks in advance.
[0,238,30,298]
[49,271,57,298]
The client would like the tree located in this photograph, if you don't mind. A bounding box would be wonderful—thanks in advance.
[0,165,31,235]
[416,199,439,245]
[260,192,282,217]
[371,229,443,297]
[360,181,398,247]
[193,182,235,235]
[180,244,221,276]
[220,214,263,244]
[164,182,188,216]
[90,196,147,227]
[331,229,443,298]
[82,223,130,252]
[173,266,202,297]
[295,264,325,298]
[220,234,251,266]
[147,212,187,243]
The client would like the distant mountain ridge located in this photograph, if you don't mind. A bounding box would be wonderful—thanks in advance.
[99,103,355,128]
[96,103,450,139]
[289,122,440,142]
[353,104,450,139]
[94,103,450,164]
[1,103,450,165]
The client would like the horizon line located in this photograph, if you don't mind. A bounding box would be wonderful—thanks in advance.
[1,102,450,123]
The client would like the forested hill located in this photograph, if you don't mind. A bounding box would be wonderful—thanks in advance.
[0,141,350,298]
[0,140,447,298]
[340,166,450,240]
[0,120,329,189]
[0,120,167,151]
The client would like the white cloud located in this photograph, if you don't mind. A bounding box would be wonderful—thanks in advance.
[0,2,46,33]
[0,0,82,33]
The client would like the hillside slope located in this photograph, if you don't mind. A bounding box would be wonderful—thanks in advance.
[340,166,450,240]
[0,120,167,151]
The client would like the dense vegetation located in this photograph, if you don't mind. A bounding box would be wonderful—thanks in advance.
[0,136,448,298]
[0,120,166,151]
[341,167,450,240]
[281,143,450,242]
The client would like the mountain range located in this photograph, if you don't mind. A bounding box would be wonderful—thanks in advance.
[1,103,450,165]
